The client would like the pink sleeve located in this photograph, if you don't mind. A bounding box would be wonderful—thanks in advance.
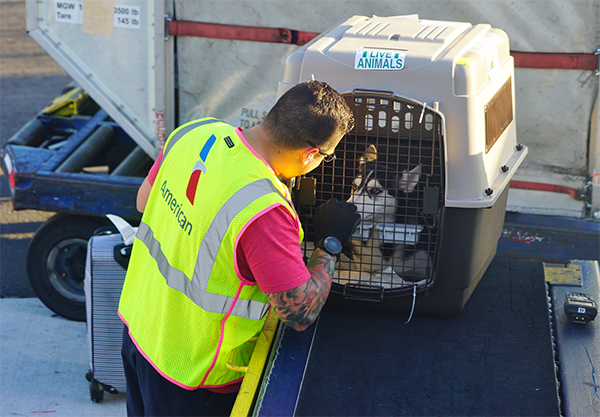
[147,149,163,186]
[236,205,311,293]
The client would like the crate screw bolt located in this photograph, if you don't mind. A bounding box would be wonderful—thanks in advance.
[500,165,509,173]
[515,144,524,151]
[484,188,494,196]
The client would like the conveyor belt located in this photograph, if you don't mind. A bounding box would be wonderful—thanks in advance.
[256,258,563,416]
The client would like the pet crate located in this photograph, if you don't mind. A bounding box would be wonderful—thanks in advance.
[280,15,528,317]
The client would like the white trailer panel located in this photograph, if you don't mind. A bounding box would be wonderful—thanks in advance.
[26,0,175,158]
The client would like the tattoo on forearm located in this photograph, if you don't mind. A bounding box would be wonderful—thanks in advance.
[265,249,335,330]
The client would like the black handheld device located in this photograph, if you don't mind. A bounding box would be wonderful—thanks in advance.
[563,293,597,324]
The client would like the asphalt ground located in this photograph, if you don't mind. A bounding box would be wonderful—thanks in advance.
[1,0,72,298]
[1,1,127,415]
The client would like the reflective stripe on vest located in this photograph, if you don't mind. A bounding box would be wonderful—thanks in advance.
[135,178,281,321]
[194,178,285,290]
[161,118,224,169]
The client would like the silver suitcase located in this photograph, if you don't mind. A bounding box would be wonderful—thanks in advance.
[84,216,136,402]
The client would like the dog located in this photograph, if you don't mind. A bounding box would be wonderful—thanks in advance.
[343,145,432,284]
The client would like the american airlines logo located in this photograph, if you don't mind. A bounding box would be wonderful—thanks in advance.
[186,134,217,205]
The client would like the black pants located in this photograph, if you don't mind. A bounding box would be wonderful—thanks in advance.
[121,326,237,416]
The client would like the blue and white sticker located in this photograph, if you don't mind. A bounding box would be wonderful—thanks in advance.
[354,49,406,71]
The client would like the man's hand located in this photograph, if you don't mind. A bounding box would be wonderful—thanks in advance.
[313,198,361,245]
[264,199,360,332]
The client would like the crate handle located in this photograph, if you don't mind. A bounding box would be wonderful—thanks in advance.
[352,89,394,108]
[342,283,386,302]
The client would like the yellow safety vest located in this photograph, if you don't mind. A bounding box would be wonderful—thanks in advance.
[119,118,303,390]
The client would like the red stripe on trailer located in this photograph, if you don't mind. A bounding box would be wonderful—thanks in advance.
[510,180,580,199]
[511,51,598,71]
[168,20,319,45]
[168,20,599,71]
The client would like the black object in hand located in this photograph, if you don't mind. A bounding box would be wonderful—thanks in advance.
[564,293,597,324]
[312,198,361,245]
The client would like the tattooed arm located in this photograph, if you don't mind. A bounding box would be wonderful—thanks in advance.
[261,198,360,331]
[265,248,336,332]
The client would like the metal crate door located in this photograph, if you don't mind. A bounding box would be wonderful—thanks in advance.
[296,90,445,301]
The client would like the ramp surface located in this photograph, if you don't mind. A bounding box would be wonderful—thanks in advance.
[296,258,560,416]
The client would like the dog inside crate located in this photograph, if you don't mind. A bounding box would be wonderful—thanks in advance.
[296,93,444,297]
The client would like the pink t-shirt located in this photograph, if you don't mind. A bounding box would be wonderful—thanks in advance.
[146,148,310,294]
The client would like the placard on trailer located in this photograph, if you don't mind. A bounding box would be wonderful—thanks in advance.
[26,0,175,159]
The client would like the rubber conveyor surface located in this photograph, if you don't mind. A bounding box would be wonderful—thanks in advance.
[295,258,560,416]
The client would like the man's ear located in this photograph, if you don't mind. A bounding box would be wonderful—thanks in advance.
[302,146,319,163]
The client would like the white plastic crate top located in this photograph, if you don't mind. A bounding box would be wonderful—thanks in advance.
[278,15,528,209]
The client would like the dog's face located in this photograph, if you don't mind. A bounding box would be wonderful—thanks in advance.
[347,145,421,223]
[347,165,397,223]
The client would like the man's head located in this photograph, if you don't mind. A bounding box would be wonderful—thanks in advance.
[261,81,354,178]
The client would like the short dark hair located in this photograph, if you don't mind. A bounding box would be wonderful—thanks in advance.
[262,81,354,150]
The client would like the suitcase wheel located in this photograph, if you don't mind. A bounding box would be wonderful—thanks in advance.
[87,370,120,403]
[89,377,104,403]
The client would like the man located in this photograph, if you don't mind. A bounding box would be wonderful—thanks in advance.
[119,80,360,416]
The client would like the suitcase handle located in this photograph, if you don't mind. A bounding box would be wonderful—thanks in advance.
[102,214,136,270]
[113,243,132,270]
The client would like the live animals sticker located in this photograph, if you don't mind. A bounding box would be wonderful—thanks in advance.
[355,49,406,70]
